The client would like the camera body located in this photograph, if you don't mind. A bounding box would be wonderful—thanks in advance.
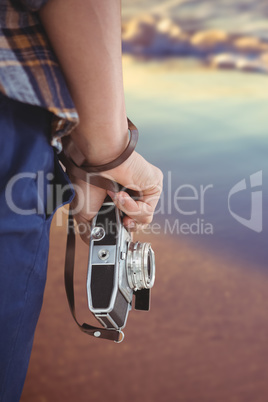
[87,199,155,331]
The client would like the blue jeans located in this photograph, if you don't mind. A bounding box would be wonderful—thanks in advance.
[0,95,74,401]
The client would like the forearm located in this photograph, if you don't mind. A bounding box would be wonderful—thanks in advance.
[39,0,128,164]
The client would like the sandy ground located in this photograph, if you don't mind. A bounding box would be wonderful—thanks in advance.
[21,212,268,402]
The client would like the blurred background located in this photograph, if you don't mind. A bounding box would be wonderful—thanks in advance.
[22,1,268,401]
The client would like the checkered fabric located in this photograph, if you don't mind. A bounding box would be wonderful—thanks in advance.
[0,0,79,139]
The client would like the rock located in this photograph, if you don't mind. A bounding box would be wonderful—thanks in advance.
[153,18,190,54]
[210,53,237,69]
[122,15,157,47]
[191,30,230,53]
[233,37,268,54]
[156,18,180,36]
[236,58,264,73]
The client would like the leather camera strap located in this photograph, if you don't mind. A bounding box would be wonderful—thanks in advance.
[60,118,139,342]
[78,117,138,173]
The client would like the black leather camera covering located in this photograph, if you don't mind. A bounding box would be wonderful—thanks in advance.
[90,203,130,328]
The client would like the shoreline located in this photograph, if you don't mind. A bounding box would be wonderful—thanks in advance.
[22,212,268,402]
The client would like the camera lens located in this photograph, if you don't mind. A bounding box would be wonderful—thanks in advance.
[126,242,155,291]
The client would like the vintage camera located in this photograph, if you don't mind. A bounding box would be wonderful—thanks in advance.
[87,198,155,334]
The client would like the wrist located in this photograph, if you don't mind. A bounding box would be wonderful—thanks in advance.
[69,120,129,166]
[60,118,139,189]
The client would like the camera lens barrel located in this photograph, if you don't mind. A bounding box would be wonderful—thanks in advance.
[126,242,155,291]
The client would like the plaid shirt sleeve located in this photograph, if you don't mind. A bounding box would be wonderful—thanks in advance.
[0,0,79,143]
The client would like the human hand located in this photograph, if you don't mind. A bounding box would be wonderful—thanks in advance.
[69,151,163,243]
[106,151,163,230]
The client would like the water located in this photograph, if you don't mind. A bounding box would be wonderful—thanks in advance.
[123,56,268,269]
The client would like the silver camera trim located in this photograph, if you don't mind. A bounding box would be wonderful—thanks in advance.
[92,245,116,265]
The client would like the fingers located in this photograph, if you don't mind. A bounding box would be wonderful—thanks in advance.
[104,152,163,227]
[107,190,151,224]
[70,176,107,221]
[122,215,151,232]
[122,215,139,231]
[69,153,164,236]
[107,186,161,228]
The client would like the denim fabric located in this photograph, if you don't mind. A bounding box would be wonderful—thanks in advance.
[0,95,74,402]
